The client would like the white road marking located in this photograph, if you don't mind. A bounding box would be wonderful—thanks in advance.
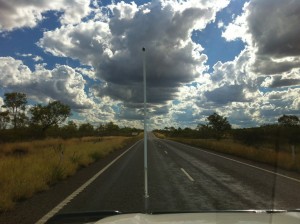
[181,168,195,182]
[35,140,142,224]
[166,140,300,184]
[164,151,168,155]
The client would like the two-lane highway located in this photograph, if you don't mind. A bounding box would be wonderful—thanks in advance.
[39,133,300,222]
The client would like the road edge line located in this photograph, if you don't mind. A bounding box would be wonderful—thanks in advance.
[180,168,195,182]
[164,139,300,184]
[35,139,142,224]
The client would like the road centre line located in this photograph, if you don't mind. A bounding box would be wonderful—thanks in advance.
[166,140,300,184]
[35,140,142,224]
[181,168,195,182]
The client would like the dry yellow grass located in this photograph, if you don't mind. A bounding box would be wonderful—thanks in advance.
[169,138,300,172]
[153,132,166,139]
[0,135,141,211]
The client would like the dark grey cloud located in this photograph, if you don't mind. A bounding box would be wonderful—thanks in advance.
[39,0,226,119]
[252,56,300,75]
[247,0,300,58]
[204,85,247,105]
[94,3,209,105]
[269,78,300,88]
[96,82,178,106]
[115,107,144,121]
[263,76,300,88]
[224,0,300,75]
[150,104,170,116]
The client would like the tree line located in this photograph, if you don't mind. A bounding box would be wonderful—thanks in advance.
[0,92,140,142]
[155,112,300,150]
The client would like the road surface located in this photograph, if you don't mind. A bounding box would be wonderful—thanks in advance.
[42,133,300,216]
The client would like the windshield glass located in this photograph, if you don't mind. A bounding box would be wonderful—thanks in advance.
[0,0,300,223]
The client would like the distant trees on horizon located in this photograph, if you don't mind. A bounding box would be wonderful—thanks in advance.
[155,112,300,149]
[0,92,141,142]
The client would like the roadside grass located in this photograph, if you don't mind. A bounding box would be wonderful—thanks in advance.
[0,135,141,211]
[156,136,300,172]
[153,132,166,139]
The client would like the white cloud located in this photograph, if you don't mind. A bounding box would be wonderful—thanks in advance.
[15,53,44,62]
[0,0,91,32]
[0,57,32,86]
[33,56,43,62]
[221,8,249,43]
[0,57,94,110]
[217,20,224,28]
[76,67,97,80]
[16,53,33,57]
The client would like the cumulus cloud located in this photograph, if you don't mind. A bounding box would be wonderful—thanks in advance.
[38,0,229,116]
[180,0,300,127]
[200,49,260,106]
[0,0,91,32]
[78,99,116,124]
[0,57,93,110]
[258,88,300,121]
[223,0,300,77]
[0,56,32,86]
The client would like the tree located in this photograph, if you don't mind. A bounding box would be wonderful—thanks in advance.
[207,112,231,139]
[196,123,214,139]
[79,123,94,136]
[62,121,78,138]
[64,121,77,132]
[0,111,10,130]
[277,115,300,148]
[30,101,71,132]
[105,122,119,132]
[2,92,27,129]
[278,114,299,126]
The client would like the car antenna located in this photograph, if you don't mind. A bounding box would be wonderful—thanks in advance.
[142,47,149,213]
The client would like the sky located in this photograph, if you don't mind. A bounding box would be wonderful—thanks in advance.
[0,0,299,129]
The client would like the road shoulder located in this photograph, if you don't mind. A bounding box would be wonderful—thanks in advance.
[0,142,136,224]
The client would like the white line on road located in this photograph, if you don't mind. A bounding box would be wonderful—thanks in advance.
[164,151,168,155]
[181,168,194,182]
[35,140,142,224]
[167,140,300,184]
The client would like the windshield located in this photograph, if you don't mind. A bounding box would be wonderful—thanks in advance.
[0,0,300,224]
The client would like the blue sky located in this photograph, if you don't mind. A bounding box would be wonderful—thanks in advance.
[0,0,299,129]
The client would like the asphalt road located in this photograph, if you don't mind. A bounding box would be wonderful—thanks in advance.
[44,132,300,217]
